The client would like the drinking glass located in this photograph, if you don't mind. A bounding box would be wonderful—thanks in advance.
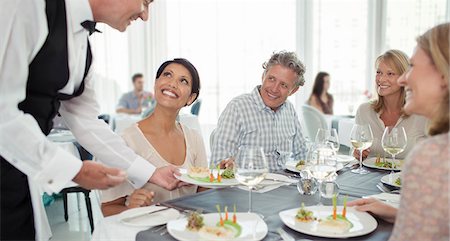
[315,128,340,153]
[305,142,337,205]
[235,146,269,213]
[350,124,374,174]
[382,126,407,179]
[319,181,340,200]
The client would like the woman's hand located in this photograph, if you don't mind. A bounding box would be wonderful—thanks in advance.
[127,189,154,209]
[353,148,370,160]
[347,198,397,223]
[219,158,235,169]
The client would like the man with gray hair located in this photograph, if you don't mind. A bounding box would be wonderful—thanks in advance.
[211,51,308,171]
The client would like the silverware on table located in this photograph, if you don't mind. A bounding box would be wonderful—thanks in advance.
[121,207,170,223]
[376,183,400,194]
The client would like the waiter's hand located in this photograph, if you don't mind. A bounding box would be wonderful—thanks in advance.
[73,161,126,190]
[149,165,181,190]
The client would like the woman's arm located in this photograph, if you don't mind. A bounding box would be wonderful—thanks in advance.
[101,189,154,217]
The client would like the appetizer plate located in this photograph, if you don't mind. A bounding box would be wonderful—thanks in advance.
[167,212,268,241]
[285,160,346,174]
[363,157,404,171]
[380,172,402,188]
[177,168,239,188]
[118,206,180,227]
[279,206,377,239]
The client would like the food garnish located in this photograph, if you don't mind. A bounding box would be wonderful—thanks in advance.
[295,160,306,170]
[296,203,317,222]
[216,205,224,226]
[224,206,228,221]
[233,204,237,224]
[395,177,401,186]
[216,166,222,183]
[221,168,235,179]
[317,194,353,234]
[186,211,204,231]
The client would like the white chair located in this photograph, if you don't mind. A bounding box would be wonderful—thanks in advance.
[301,104,329,141]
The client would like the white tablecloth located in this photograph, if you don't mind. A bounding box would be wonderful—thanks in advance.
[91,214,148,241]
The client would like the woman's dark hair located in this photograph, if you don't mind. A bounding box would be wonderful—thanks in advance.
[312,72,329,97]
[155,58,201,103]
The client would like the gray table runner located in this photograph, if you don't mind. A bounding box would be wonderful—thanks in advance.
[136,167,394,241]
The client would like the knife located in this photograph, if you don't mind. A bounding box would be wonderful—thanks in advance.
[121,207,170,223]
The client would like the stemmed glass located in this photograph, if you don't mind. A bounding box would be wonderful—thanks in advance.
[350,124,374,174]
[305,142,337,205]
[382,126,407,180]
[235,146,269,213]
[315,128,340,153]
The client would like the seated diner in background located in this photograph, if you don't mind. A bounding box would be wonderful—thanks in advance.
[307,71,334,114]
[116,73,155,115]
[353,49,428,160]
[349,23,449,241]
[101,59,207,217]
[210,51,308,172]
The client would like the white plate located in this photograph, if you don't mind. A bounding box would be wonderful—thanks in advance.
[176,168,239,188]
[279,206,378,239]
[380,172,402,188]
[167,212,268,241]
[118,206,180,227]
[336,155,356,163]
[363,157,404,171]
[285,160,345,174]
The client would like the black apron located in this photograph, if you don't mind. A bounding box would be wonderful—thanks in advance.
[0,0,91,239]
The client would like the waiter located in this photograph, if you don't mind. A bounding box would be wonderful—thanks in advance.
[0,0,181,240]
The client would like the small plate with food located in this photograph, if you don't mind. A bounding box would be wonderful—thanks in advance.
[363,156,404,171]
[167,205,268,241]
[279,196,377,238]
[380,172,402,188]
[177,166,239,188]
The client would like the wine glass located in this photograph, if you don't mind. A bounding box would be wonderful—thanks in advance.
[382,126,407,180]
[350,124,374,174]
[305,142,337,205]
[315,128,340,153]
[235,146,269,213]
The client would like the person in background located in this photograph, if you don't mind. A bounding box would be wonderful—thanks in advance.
[307,72,334,114]
[210,51,308,172]
[0,0,181,239]
[101,58,206,217]
[116,73,155,114]
[349,23,449,241]
[353,50,427,160]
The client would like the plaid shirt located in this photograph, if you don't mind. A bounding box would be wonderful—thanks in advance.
[211,86,308,171]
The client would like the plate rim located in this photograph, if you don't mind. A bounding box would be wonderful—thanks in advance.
[362,157,403,171]
[118,205,180,227]
[278,206,378,238]
[380,172,402,188]
[167,212,268,241]
[176,168,239,188]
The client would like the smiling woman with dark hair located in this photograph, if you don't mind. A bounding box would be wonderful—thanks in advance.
[308,71,334,114]
[100,58,207,217]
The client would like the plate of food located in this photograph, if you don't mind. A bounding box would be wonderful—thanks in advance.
[363,156,404,171]
[285,160,345,174]
[279,197,377,238]
[167,205,268,241]
[177,166,239,188]
[381,172,402,188]
[118,205,180,227]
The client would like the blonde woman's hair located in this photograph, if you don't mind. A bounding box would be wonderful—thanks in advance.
[417,23,450,135]
[371,49,410,114]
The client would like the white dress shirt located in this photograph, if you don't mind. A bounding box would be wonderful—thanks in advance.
[0,0,155,194]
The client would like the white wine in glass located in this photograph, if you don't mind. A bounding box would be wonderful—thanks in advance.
[235,146,269,214]
[350,124,373,174]
[382,126,407,178]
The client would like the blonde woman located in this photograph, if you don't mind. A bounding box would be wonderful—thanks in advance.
[101,59,207,217]
[349,23,449,240]
[353,50,427,160]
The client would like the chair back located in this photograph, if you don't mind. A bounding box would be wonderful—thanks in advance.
[301,104,328,141]
[190,100,202,116]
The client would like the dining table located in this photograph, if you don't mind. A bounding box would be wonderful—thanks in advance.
[91,164,398,241]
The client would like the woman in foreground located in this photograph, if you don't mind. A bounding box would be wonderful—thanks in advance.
[101,58,207,217]
[348,23,449,240]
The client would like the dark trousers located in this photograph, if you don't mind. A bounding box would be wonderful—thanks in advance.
[1,157,35,240]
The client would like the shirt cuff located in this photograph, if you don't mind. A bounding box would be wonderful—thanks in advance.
[126,156,155,188]
[34,147,82,194]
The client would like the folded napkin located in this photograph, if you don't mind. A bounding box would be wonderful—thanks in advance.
[363,193,401,208]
